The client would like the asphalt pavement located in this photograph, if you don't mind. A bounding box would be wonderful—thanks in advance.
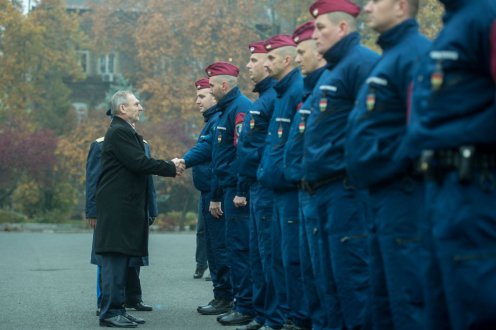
[0,231,240,330]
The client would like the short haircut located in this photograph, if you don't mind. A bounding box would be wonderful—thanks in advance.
[111,90,132,115]
[274,46,298,67]
[212,74,238,87]
[326,12,357,32]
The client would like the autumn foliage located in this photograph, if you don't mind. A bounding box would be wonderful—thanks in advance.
[0,0,443,222]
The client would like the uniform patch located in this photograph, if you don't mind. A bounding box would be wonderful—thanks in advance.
[234,112,246,147]
[366,90,375,111]
[249,118,255,130]
[298,109,311,134]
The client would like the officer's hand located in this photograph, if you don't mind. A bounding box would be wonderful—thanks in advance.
[233,196,247,208]
[148,217,155,226]
[171,158,185,177]
[209,201,223,219]
[86,218,97,229]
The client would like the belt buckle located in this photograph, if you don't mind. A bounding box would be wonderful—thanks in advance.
[418,150,434,174]
[301,180,315,195]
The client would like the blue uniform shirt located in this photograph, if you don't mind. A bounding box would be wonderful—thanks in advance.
[302,32,379,184]
[183,105,222,192]
[284,66,327,183]
[346,19,431,187]
[236,77,277,197]
[211,86,253,201]
[85,137,158,218]
[257,67,303,191]
[400,0,496,158]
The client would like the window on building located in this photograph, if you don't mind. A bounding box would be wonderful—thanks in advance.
[76,50,90,73]
[98,53,115,74]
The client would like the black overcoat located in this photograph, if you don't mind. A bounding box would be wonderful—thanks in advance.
[95,116,176,257]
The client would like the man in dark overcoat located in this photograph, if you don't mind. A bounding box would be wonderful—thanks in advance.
[95,90,182,328]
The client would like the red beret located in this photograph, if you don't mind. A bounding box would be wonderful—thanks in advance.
[292,21,315,44]
[195,77,210,90]
[205,61,240,77]
[264,34,296,51]
[309,0,361,18]
[248,41,267,54]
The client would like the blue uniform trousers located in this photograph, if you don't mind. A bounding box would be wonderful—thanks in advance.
[99,254,142,320]
[196,198,208,269]
[249,183,277,326]
[299,190,327,330]
[307,179,369,330]
[367,177,424,330]
[202,191,232,300]
[419,180,451,330]
[273,189,311,328]
[223,187,253,314]
[426,170,496,330]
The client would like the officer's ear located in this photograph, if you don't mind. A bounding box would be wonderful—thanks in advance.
[221,81,229,92]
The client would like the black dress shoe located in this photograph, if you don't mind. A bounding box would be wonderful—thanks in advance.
[197,298,233,315]
[124,302,153,311]
[193,265,208,279]
[216,311,233,321]
[236,319,263,330]
[197,299,215,310]
[218,311,254,326]
[99,315,137,328]
[204,274,212,281]
[123,313,145,324]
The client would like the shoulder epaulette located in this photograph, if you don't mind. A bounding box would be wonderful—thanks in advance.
[143,139,149,144]
[96,137,105,143]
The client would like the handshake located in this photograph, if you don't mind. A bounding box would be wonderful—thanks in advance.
[171,158,186,176]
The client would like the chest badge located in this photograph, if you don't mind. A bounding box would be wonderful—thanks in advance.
[431,61,444,91]
[249,118,255,130]
[298,117,306,134]
[217,134,222,144]
[319,98,327,112]
[277,124,283,138]
[366,89,376,111]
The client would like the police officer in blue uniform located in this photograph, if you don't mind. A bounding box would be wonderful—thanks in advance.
[205,61,255,326]
[283,21,327,330]
[345,0,430,328]
[257,35,307,330]
[182,78,233,316]
[302,1,379,329]
[234,41,278,330]
[400,1,496,329]
[85,108,157,319]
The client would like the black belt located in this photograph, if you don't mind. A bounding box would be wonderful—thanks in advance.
[418,146,496,182]
[298,171,346,195]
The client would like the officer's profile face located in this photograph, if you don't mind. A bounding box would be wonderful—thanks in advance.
[296,40,320,76]
[246,53,268,84]
[264,50,285,81]
[364,0,403,34]
[196,88,216,113]
[313,14,342,55]
[120,94,142,124]
[209,77,224,101]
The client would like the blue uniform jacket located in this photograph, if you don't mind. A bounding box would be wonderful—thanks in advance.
[211,87,253,201]
[346,19,431,187]
[183,105,222,192]
[257,67,303,191]
[400,0,496,158]
[302,32,379,184]
[284,66,327,184]
[85,137,158,219]
[236,77,277,197]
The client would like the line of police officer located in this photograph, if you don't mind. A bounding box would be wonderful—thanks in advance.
[181,0,496,329]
